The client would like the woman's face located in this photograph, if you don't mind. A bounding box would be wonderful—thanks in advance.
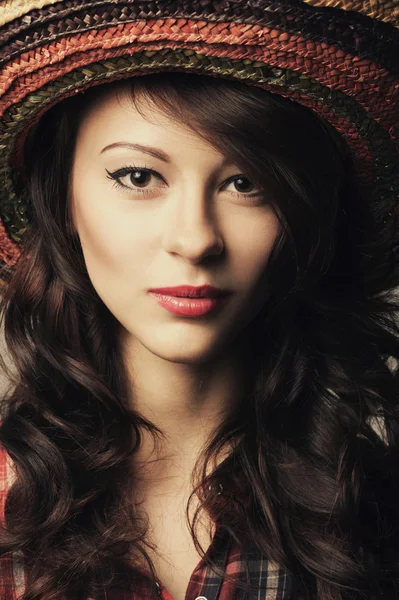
[71,85,281,363]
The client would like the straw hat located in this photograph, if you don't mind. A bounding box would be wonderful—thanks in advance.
[0,0,398,275]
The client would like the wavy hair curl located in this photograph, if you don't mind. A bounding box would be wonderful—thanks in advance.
[0,72,398,600]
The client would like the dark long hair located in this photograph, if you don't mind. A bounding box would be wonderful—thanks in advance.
[0,72,397,600]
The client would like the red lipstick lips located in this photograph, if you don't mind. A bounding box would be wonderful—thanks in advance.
[149,285,230,298]
[148,285,233,317]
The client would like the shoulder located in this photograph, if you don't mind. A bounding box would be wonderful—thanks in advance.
[0,420,27,600]
[0,421,18,524]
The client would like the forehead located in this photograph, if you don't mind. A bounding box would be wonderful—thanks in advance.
[75,83,223,161]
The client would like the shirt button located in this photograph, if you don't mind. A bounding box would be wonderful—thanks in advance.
[194,597,208,600]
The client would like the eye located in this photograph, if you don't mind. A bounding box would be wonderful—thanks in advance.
[105,165,164,197]
[222,174,263,200]
[105,166,265,202]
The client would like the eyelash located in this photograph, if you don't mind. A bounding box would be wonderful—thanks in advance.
[105,164,264,202]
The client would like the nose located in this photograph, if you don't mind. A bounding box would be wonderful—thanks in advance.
[162,189,224,263]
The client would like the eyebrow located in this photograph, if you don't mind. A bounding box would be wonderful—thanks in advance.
[99,141,234,167]
[99,142,171,163]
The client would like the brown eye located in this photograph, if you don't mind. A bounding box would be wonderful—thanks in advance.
[224,175,263,200]
[105,166,164,197]
[129,169,152,187]
[232,176,255,194]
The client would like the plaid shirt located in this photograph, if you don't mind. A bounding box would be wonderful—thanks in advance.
[0,438,302,600]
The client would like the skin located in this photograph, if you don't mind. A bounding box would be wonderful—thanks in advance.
[70,84,281,492]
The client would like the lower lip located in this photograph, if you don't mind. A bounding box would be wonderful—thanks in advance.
[149,292,231,316]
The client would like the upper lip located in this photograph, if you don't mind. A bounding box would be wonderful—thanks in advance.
[149,285,232,298]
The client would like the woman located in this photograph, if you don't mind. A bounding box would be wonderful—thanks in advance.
[0,2,398,600]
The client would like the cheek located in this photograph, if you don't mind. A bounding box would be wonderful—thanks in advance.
[71,183,150,291]
[232,214,280,284]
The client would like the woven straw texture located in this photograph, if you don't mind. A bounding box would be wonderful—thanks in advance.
[0,0,398,274]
